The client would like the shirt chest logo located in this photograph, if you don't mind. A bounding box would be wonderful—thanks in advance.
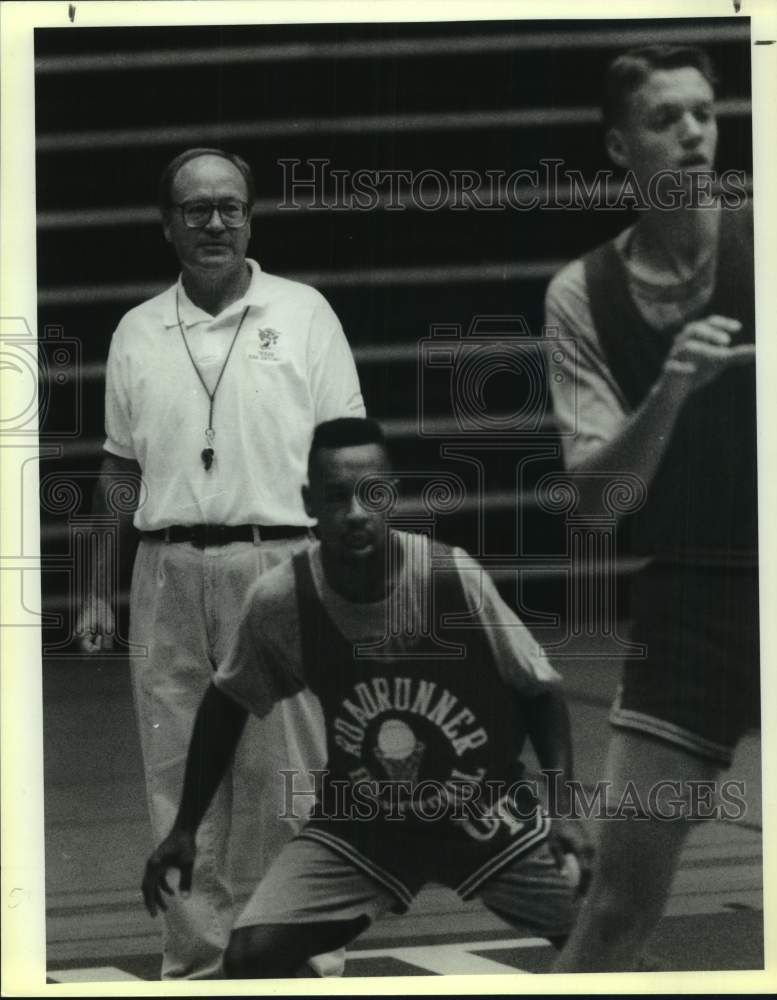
[333,678,488,765]
[374,718,426,783]
[247,327,282,361]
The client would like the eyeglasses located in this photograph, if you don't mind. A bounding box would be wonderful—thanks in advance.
[173,199,250,229]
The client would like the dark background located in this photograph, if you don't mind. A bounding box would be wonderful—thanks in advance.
[35,17,753,648]
[35,17,763,976]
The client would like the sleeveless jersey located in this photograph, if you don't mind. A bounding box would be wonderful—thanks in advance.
[583,203,757,564]
[292,545,549,910]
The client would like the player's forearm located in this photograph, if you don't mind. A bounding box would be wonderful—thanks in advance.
[568,370,691,512]
[524,688,575,814]
[173,683,248,835]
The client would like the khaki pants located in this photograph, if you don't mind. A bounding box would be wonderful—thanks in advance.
[129,535,335,979]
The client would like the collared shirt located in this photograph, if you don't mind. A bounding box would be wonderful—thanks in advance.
[105,259,365,530]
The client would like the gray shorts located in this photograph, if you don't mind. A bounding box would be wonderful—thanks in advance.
[234,835,578,940]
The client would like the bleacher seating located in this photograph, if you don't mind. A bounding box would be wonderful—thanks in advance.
[35,17,753,651]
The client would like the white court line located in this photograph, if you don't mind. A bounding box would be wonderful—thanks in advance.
[351,936,549,958]
[348,938,551,975]
[48,966,143,983]
[462,937,550,950]
[47,942,549,983]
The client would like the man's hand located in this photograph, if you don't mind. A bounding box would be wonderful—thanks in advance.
[142,829,196,917]
[75,596,115,653]
[663,315,755,394]
[547,816,594,898]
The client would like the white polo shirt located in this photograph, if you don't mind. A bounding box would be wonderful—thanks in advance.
[104,259,365,530]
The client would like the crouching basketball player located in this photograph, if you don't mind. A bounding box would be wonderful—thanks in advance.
[142,418,592,977]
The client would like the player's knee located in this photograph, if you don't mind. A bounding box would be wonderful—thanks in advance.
[223,926,295,979]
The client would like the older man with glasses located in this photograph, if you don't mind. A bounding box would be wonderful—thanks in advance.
[77,147,364,979]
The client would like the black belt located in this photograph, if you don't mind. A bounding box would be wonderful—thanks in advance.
[141,524,308,548]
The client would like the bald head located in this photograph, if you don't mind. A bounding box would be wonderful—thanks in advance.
[158,147,255,215]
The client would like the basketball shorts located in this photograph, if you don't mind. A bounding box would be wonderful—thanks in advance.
[234,834,578,940]
[610,562,760,766]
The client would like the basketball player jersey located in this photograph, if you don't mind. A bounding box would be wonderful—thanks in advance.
[583,203,757,564]
[292,545,549,910]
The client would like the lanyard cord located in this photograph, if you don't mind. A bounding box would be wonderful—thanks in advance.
[175,288,250,440]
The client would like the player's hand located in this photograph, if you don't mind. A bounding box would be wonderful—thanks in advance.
[142,828,196,917]
[75,596,115,653]
[662,315,755,394]
[547,816,594,898]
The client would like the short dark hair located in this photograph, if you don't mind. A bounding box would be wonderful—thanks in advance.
[308,418,389,477]
[603,45,718,129]
[158,147,256,214]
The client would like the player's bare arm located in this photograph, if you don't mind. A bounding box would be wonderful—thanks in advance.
[568,313,753,514]
[142,683,248,917]
[523,688,594,893]
[75,453,141,652]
